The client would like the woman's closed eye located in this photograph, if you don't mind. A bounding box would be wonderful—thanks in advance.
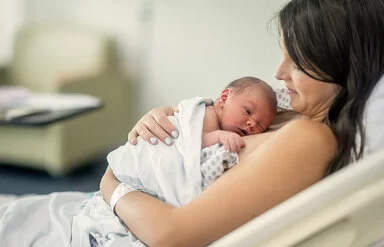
[293,64,301,71]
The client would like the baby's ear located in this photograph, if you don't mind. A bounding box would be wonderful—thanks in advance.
[219,88,231,103]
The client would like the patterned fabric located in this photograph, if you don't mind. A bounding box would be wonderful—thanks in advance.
[274,87,293,110]
[200,143,239,190]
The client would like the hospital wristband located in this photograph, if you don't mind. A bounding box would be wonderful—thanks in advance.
[109,182,137,215]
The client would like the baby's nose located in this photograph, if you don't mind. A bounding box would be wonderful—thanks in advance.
[246,120,257,133]
[247,119,256,127]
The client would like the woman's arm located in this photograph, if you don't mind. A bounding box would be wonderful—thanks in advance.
[101,119,337,247]
[100,167,176,246]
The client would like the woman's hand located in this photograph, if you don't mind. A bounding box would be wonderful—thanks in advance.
[128,106,179,145]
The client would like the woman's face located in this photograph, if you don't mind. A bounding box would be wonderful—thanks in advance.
[274,39,341,120]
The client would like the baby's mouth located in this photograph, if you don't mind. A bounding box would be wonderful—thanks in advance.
[237,128,247,136]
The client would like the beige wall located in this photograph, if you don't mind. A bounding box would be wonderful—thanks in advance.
[17,0,287,118]
[140,0,288,114]
[0,0,24,66]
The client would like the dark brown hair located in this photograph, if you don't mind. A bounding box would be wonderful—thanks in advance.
[278,0,384,175]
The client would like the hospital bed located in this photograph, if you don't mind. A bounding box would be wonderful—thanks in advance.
[211,149,384,246]
[1,82,383,246]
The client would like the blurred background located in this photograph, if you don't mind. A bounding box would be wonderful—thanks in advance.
[0,0,287,195]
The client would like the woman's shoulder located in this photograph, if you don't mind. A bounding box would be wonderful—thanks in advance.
[279,118,335,140]
[283,117,331,130]
[203,105,220,133]
[270,118,338,159]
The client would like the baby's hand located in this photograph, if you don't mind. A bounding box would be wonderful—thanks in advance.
[218,131,245,153]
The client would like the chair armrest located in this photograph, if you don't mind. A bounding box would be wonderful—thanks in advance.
[56,72,135,127]
[56,73,128,102]
[0,66,11,85]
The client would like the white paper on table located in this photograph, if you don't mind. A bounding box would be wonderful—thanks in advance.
[20,93,102,111]
[0,86,102,120]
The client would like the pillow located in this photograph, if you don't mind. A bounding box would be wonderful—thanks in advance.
[364,75,384,154]
[270,87,298,130]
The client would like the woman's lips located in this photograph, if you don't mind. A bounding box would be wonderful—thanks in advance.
[285,86,297,95]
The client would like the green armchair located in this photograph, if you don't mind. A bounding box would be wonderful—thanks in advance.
[0,24,135,175]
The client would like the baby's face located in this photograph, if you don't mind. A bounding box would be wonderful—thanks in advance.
[220,86,276,135]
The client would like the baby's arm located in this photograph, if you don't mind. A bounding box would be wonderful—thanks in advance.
[202,105,245,153]
[202,130,245,153]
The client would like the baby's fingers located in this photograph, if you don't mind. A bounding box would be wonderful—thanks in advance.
[238,137,246,148]
[222,139,231,152]
[227,139,239,153]
[234,139,243,153]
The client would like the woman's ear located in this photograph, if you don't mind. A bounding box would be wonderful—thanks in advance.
[219,88,231,104]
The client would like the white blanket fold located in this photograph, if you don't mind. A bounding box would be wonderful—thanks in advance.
[0,192,88,247]
[108,97,207,206]
[0,97,239,247]
[72,97,208,246]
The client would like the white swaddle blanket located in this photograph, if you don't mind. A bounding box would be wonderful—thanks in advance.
[72,97,210,246]
[108,96,208,206]
[0,97,239,247]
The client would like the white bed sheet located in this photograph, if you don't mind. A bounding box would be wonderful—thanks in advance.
[0,192,88,247]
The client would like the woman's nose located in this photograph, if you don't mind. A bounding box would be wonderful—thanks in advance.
[275,67,285,80]
[275,60,288,81]
[274,71,283,80]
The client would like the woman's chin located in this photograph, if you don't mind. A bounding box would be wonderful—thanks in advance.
[289,102,301,113]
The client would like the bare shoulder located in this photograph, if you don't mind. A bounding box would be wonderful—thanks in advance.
[266,118,338,164]
[277,119,336,145]
[203,105,220,133]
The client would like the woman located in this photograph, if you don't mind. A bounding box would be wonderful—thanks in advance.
[100,0,384,246]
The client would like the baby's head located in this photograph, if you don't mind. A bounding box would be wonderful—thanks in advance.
[216,77,277,135]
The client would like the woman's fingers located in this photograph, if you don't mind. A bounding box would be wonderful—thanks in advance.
[128,128,139,145]
[155,115,179,144]
[146,116,173,145]
[139,121,161,144]
[128,114,156,144]
[147,107,179,145]
[128,106,179,145]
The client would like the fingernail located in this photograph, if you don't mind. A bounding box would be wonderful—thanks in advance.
[164,137,173,145]
[171,130,179,138]
[150,137,158,145]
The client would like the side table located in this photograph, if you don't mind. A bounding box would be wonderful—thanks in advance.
[0,102,104,176]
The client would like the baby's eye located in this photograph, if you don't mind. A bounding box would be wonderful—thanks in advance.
[243,107,251,115]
